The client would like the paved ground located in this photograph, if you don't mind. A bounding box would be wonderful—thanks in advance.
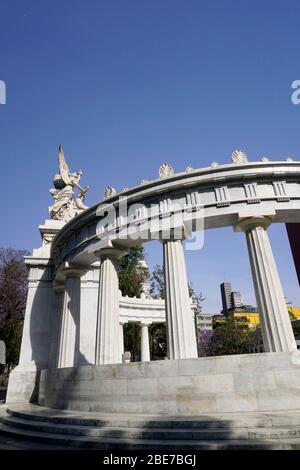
[0,433,71,450]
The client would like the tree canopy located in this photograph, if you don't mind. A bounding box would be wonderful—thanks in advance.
[118,245,149,298]
[198,318,263,357]
[0,248,29,365]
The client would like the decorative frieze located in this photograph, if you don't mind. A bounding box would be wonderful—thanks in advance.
[214,186,230,207]
[244,182,260,204]
[273,181,290,202]
[159,198,172,214]
[186,191,201,208]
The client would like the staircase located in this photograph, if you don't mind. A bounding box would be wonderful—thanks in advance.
[1,404,300,450]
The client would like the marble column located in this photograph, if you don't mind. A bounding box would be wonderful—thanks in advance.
[95,246,127,365]
[57,267,83,368]
[49,282,64,368]
[119,321,125,361]
[236,216,297,353]
[140,322,151,362]
[163,239,198,359]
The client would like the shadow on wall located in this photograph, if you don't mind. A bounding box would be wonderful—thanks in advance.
[28,268,89,402]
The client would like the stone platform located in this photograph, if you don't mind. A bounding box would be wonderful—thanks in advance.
[37,352,300,414]
[2,353,300,449]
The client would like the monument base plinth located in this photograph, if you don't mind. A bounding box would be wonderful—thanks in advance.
[37,352,300,414]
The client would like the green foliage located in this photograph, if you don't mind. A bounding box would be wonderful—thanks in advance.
[292,319,300,338]
[149,323,167,360]
[123,322,141,361]
[0,319,23,365]
[118,246,149,297]
[118,246,150,360]
[0,248,29,366]
[149,264,165,299]
[201,318,263,357]
[188,283,205,315]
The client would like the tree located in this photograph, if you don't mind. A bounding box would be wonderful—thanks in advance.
[0,248,29,365]
[199,318,263,357]
[197,329,213,357]
[118,246,149,297]
[118,246,150,360]
[149,323,167,360]
[150,264,205,311]
[149,264,165,299]
[188,283,206,316]
[149,264,205,359]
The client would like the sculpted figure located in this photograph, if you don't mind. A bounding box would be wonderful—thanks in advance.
[49,146,89,222]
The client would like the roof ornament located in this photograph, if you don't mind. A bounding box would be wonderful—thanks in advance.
[231,148,248,164]
[104,186,117,199]
[159,163,174,178]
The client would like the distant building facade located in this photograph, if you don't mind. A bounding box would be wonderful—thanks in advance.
[217,281,300,332]
[196,313,213,331]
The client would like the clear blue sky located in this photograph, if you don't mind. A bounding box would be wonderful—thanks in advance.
[0,0,299,311]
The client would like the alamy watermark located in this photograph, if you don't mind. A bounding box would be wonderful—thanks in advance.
[291,80,300,104]
[0,80,6,104]
[94,194,205,251]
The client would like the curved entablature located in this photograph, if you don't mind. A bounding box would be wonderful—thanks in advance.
[51,160,300,273]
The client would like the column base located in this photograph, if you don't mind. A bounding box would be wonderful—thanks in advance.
[6,366,41,404]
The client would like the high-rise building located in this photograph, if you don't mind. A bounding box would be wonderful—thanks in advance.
[220,282,232,314]
[232,291,243,309]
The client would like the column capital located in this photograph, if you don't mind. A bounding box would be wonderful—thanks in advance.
[140,321,152,326]
[159,224,192,244]
[94,240,128,260]
[62,263,87,279]
[53,281,65,293]
[234,215,274,233]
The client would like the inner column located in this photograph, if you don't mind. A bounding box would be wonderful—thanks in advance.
[163,237,198,359]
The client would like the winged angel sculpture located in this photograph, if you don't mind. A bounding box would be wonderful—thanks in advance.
[49,146,89,222]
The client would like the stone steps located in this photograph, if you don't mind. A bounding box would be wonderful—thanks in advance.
[7,405,300,428]
[3,414,300,441]
[2,422,300,450]
[1,405,300,450]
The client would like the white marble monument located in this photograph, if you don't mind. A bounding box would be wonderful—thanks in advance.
[5,147,300,420]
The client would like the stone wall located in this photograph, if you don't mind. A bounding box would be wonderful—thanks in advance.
[38,352,300,414]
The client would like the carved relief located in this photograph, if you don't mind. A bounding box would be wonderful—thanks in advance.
[214,186,230,207]
[244,183,260,204]
[273,181,290,202]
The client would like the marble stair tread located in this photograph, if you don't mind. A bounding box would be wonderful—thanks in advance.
[1,422,300,450]
[5,404,300,428]
[3,415,300,441]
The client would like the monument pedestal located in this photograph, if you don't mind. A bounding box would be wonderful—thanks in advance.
[37,352,300,414]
